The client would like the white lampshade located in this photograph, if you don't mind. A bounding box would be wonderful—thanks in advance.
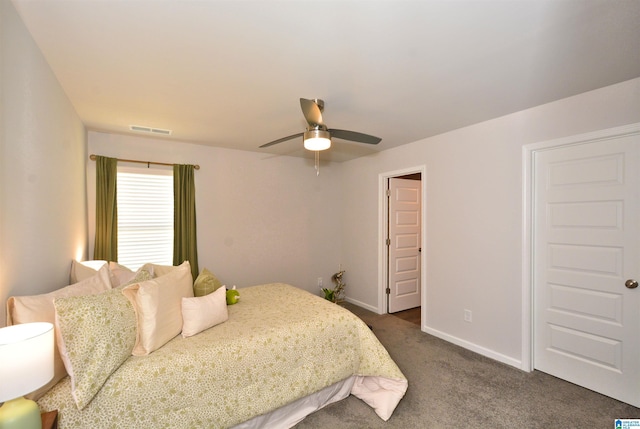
[303,129,331,151]
[0,322,54,402]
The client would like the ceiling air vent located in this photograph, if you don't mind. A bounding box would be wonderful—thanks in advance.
[130,125,172,135]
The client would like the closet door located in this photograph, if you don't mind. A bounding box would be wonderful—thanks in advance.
[533,133,639,407]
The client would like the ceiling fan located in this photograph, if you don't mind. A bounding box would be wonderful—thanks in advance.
[259,98,382,152]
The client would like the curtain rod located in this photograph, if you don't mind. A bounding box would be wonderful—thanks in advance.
[89,154,200,170]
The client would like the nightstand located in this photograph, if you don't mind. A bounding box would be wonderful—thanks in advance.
[41,410,58,429]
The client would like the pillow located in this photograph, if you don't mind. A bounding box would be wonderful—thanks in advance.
[193,268,223,297]
[54,288,137,409]
[122,261,193,356]
[116,268,153,289]
[69,260,108,284]
[181,286,228,338]
[5,265,112,400]
[151,263,181,278]
[109,262,154,287]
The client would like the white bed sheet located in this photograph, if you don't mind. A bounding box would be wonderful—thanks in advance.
[231,376,356,429]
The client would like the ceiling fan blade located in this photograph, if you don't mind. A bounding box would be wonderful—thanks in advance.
[300,98,324,127]
[329,129,381,145]
[259,132,304,148]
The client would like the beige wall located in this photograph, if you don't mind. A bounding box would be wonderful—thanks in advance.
[0,1,87,326]
[341,77,640,368]
[87,132,344,295]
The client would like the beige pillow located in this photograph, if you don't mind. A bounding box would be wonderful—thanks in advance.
[151,263,181,278]
[5,265,112,399]
[116,268,153,289]
[122,261,193,356]
[181,286,228,338]
[69,260,108,284]
[109,262,154,287]
[193,268,223,297]
[54,288,137,409]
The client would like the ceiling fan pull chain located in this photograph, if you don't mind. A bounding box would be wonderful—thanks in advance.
[315,151,320,176]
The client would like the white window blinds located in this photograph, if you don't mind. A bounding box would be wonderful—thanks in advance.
[117,167,173,270]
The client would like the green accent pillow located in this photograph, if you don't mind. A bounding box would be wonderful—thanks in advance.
[54,288,137,410]
[193,268,223,297]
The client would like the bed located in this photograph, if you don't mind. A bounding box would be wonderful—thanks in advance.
[10,263,407,428]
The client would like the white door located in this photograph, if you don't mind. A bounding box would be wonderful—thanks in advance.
[533,134,639,407]
[388,178,422,313]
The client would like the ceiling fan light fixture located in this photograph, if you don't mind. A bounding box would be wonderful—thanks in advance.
[303,129,331,151]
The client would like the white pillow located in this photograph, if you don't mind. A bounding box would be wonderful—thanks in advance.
[5,265,112,399]
[181,286,228,338]
[122,261,193,356]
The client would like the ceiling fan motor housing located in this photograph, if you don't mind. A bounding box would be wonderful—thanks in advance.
[303,129,331,151]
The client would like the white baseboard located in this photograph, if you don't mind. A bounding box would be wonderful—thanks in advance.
[422,326,523,370]
[343,296,380,314]
[343,298,523,370]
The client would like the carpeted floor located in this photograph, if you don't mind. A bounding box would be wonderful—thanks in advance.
[390,307,421,326]
[293,303,639,428]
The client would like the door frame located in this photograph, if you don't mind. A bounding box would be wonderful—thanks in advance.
[378,165,427,327]
[521,122,640,372]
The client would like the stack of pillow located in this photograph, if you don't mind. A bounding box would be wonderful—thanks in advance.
[5,260,230,409]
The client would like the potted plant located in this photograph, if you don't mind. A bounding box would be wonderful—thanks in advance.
[321,270,345,303]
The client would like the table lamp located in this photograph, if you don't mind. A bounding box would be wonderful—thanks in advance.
[0,322,54,429]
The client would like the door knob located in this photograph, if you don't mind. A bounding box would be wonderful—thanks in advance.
[625,279,638,289]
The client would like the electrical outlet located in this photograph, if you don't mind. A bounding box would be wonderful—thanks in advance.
[317,277,323,287]
[464,309,472,323]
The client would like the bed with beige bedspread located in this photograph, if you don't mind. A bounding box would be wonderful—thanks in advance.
[34,282,407,428]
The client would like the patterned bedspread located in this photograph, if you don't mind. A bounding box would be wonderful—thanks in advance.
[38,283,407,428]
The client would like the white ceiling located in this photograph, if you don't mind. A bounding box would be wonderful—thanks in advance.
[11,0,640,162]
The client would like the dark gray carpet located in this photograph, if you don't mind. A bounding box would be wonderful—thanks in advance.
[294,303,639,428]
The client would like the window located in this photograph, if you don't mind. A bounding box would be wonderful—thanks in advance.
[117,167,173,270]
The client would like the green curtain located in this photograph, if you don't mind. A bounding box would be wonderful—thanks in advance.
[173,164,199,280]
[94,156,118,261]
